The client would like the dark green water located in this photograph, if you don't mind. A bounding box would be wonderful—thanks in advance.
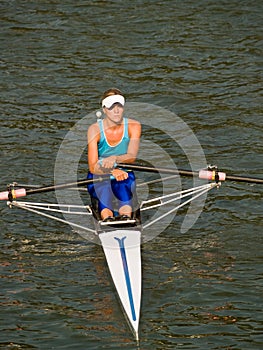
[1,1,262,349]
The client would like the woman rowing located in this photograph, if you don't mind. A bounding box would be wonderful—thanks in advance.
[87,88,141,222]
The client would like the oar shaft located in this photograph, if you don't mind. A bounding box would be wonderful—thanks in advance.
[0,176,108,201]
[118,163,263,184]
[26,178,94,195]
[225,175,263,184]
[118,163,198,177]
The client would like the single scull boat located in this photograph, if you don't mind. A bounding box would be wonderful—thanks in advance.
[0,164,262,340]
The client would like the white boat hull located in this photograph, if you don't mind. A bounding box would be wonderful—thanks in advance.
[99,229,141,340]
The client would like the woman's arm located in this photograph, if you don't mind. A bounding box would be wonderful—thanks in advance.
[87,123,105,174]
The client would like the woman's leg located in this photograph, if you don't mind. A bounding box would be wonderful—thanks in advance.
[112,172,136,218]
[87,173,114,219]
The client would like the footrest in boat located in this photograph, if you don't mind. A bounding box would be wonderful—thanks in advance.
[100,218,136,226]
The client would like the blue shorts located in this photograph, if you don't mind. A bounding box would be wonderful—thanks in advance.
[87,171,136,213]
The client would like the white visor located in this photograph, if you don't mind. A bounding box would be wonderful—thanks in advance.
[102,94,125,109]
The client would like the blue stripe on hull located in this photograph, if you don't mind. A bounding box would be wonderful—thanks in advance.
[114,236,136,321]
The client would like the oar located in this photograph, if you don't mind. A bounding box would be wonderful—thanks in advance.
[0,176,110,201]
[1,163,262,202]
[117,163,263,184]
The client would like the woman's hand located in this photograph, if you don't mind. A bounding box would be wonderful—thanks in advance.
[111,169,128,181]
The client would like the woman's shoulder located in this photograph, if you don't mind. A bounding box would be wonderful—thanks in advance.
[127,118,141,126]
[87,122,100,141]
[127,118,141,137]
[88,121,100,131]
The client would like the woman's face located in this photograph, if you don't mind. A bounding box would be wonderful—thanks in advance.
[103,103,124,125]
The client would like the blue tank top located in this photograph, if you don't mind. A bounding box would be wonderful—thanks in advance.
[98,118,130,159]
